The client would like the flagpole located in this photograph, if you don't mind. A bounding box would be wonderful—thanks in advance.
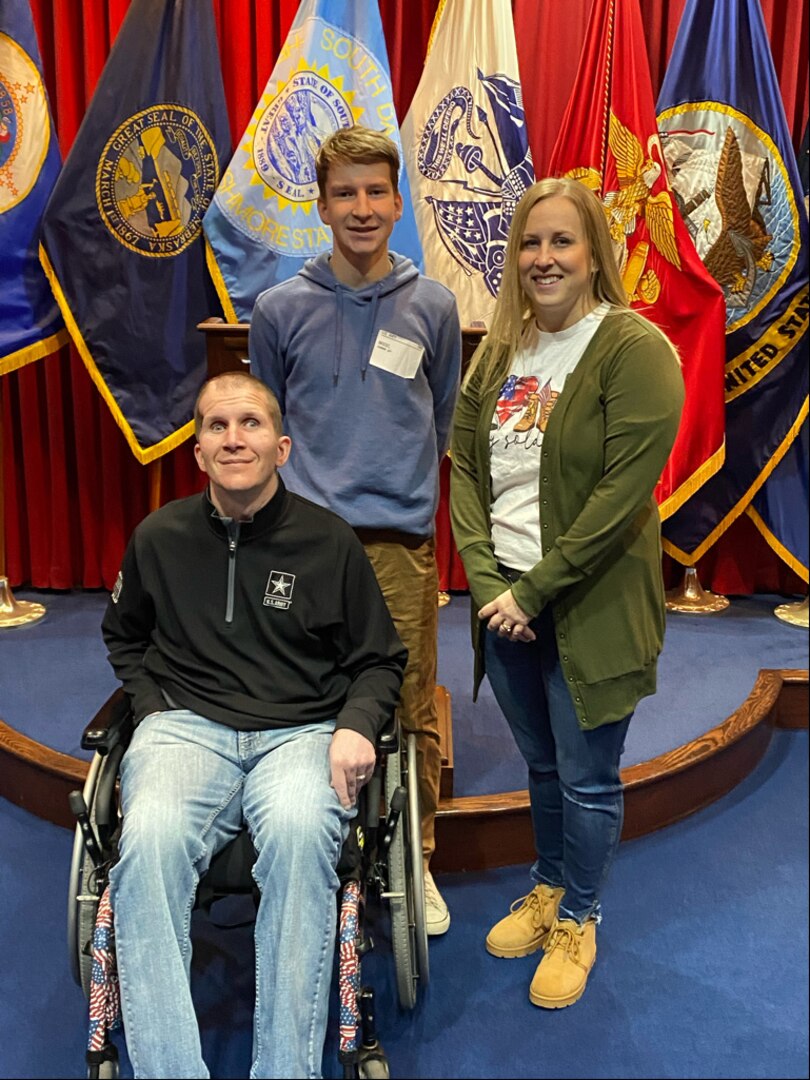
[0,378,46,628]
[148,458,162,514]
[774,596,809,627]
[665,565,729,614]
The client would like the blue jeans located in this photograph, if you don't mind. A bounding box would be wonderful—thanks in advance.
[108,709,354,1079]
[484,609,630,924]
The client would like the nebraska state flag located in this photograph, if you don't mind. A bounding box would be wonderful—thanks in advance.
[39,0,231,463]
[547,0,726,521]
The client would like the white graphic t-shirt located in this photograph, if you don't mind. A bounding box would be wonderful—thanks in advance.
[490,305,609,572]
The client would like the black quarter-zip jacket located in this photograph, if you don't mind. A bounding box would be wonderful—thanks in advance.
[102,479,407,744]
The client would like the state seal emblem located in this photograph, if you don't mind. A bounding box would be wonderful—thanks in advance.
[253,70,354,204]
[0,31,51,214]
[96,105,219,257]
[659,102,801,332]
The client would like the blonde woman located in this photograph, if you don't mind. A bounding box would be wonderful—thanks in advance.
[450,178,684,1008]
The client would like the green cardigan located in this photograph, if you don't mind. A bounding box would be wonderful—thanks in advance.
[450,310,685,729]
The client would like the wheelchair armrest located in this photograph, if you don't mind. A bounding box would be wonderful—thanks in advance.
[82,688,134,754]
[375,712,399,755]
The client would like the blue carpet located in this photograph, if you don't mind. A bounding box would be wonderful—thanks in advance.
[437,593,808,795]
[2,589,808,797]
[1,729,806,1079]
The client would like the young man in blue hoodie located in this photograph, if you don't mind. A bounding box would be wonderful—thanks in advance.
[249,126,462,934]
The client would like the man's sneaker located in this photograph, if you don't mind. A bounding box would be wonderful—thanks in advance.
[529,917,597,1008]
[486,884,564,958]
[423,870,450,935]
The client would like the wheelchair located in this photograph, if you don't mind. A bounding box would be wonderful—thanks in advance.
[67,690,429,1079]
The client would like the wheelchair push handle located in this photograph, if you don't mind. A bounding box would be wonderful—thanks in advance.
[69,790,104,868]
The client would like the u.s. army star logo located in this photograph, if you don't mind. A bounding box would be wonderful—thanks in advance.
[263,570,296,610]
[96,104,218,257]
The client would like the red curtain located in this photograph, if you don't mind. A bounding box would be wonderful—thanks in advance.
[3,0,807,594]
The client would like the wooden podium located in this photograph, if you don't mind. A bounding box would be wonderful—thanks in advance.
[197,317,485,378]
[196,317,473,799]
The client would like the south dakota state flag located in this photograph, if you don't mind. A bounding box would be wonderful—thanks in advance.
[657,0,809,567]
[0,0,67,375]
[204,0,422,323]
[39,0,231,463]
[547,0,727,521]
[401,0,534,327]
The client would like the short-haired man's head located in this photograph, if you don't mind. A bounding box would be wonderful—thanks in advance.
[315,126,400,199]
[194,373,283,438]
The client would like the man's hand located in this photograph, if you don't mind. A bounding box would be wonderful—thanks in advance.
[478,588,536,643]
[330,728,376,809]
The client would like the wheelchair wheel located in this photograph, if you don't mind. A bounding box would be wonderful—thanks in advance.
[406,734,429,989]
[384,733,429,1009]
[68,749,119,997]
[68,753,104,993]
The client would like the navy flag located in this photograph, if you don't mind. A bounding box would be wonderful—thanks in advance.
[0,0,67,374]
[656,0,809,568]
[748,417,808,583]
[39,0,231,463]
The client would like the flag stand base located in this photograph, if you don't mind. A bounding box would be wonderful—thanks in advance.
[0,577,47,629]
[774,596,809,628]
[665,567,730,614]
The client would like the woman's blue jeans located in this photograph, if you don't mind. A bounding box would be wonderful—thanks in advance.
[484,608,631,925]
[108,709,354,1079]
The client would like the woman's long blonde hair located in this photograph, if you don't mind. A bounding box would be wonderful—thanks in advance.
[466,178,630,392]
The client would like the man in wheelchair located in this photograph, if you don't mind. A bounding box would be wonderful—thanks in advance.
[100,371,407,1078]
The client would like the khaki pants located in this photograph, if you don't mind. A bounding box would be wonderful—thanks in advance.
[359,535,441,865]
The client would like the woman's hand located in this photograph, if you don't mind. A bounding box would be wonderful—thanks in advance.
[478,589,536,642]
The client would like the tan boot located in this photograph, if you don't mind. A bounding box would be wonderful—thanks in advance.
[486,884,564,958]
[529,917,597,1008]
[513,394,540,431]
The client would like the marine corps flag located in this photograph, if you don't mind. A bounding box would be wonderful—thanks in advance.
[546,0,726,521]
[0,0,67,375]
[401,0,534,327]
[204,0,422,323]
[657,0,809,568]
[39,0,231,463]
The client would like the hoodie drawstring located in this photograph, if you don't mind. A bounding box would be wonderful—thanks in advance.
[333,284,383,384]
[360,286,381,381]
[334,289,344,384]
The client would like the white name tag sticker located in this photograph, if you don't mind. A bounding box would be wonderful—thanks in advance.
[368,329,424,380]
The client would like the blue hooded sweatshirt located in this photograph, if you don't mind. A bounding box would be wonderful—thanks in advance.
[249,253,461,537]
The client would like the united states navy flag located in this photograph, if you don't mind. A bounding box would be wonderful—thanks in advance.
[657,0,809,568]
[748,418,808,583]
[39,0,231,463]
[0,0,67,375]
[203,0,423,323]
